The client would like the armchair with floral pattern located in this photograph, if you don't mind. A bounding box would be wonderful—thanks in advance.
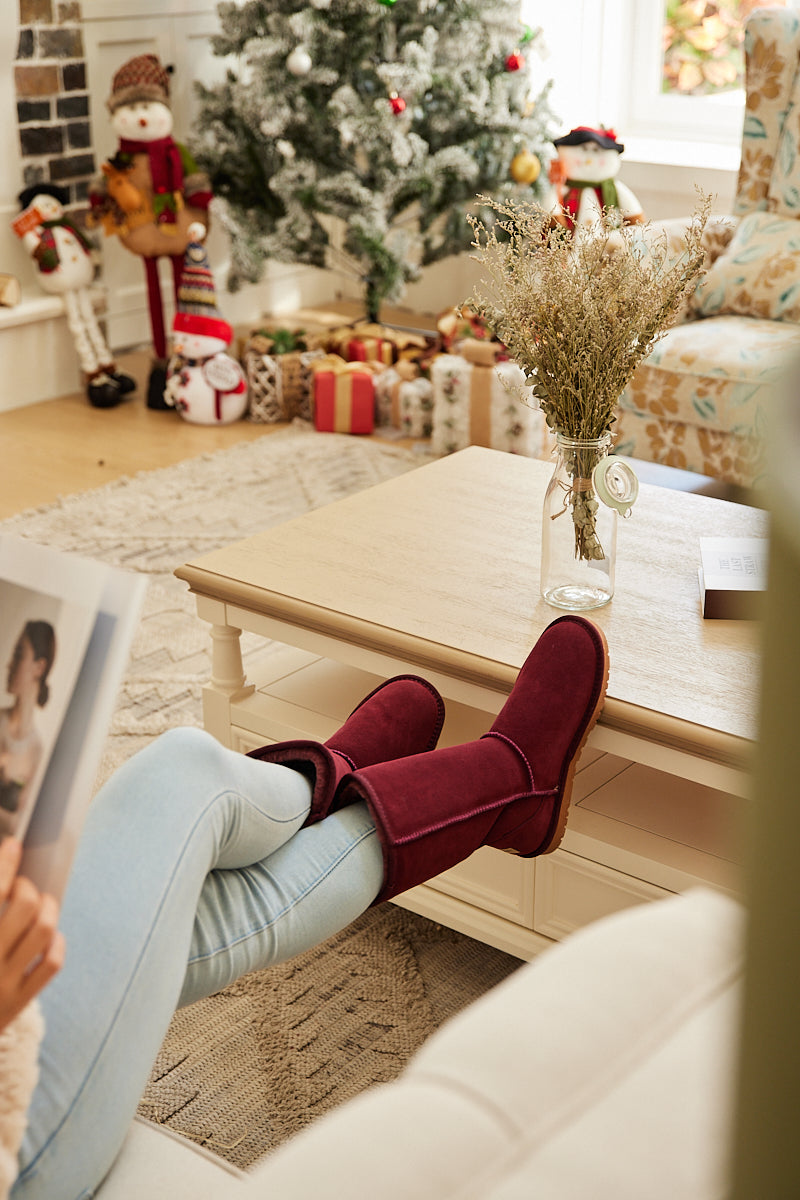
[615,6,800,489]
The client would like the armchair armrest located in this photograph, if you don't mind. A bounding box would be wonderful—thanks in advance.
[645,214,737,266]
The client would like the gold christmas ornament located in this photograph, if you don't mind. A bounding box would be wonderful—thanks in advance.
[510,149,541,185]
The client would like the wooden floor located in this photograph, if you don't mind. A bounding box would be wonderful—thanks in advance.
[0,344,755,522]
[0,349,412,521]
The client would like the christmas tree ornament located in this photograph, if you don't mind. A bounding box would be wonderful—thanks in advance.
[87,53,213,409]
[377,0,398,6]
[287,46,313,75]
[510,148,541,185]
[389,91,407,114]
[520,24,535,44]
[165,223,248,425]
[12,183,136,408]
[549,126,644,232]
[505,50,525,72]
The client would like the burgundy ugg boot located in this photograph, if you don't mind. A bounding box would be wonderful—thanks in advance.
[336,615,609,904]
[247,675,445,824]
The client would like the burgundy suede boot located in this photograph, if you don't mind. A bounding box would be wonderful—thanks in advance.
[247,674,445,824]
[336,616,609,904]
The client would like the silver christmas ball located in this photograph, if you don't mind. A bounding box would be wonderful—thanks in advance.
[286,46,312,76]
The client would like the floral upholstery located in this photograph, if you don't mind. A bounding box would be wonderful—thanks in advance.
[693,212,800,322]
[614,316,800,484]
[735,7,800,218]
[617,7,800,488]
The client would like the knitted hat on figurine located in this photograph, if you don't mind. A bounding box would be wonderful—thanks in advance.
[552,126,625,154]
[173,224,233,343]
[107,53,172,113]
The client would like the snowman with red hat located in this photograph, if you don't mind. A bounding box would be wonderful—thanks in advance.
[164,224,247,425]
[88,53,213,409]
[548,126,643,232]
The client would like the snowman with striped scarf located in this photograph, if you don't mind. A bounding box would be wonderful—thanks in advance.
[164,224,247,425]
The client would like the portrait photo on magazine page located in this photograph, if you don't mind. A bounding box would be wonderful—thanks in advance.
[0,535,145,901]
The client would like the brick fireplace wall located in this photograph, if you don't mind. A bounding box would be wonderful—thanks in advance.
[14,0,96,205]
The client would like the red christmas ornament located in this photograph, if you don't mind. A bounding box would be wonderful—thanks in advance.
[505,50,525,72]
[389,92,406,114]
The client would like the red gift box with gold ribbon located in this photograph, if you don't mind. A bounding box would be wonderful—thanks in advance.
[311,355,381,434]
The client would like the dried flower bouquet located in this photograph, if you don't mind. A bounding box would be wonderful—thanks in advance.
[467,194,711,561]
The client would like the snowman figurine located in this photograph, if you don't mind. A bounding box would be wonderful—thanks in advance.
[549,126,643,232]
[164,224,247,425]
[13,183,136,408]
[88,53,213,409]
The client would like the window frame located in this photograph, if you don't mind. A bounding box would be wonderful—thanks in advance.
[522,0,799,169]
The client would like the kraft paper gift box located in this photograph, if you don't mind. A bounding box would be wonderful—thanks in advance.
[430,353,554,458]
[311,355,380,434]
[243,330,325,423]
[436,304,500,352]
[374,362,434,437]
[331,322,432,367]
[451,337,506,366]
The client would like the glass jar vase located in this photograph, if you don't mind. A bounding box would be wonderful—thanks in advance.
[540,432,624,611]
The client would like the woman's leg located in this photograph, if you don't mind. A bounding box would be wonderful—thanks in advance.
[14,727,383,1200]
[180,799,382,1006]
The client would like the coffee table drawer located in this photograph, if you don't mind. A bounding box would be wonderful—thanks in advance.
[422,847,534,928]
[533,851,669,941]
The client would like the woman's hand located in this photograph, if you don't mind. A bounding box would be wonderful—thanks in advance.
[0,838,64,1033]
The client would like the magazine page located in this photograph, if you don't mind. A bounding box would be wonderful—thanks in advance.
[0,536,105,844]
[21,566,146,901]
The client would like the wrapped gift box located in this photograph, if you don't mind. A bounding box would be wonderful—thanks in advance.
[332,322,396,366]
[430,354,554,458]
[329,321,432,367]
[311,355,379,434]
[452,337,507,366]
[436,304,503,354]
[374,362,434,438]
[243,329,326,423]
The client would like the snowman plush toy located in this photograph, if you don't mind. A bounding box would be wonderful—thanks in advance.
[13,183,135,407]
[164,224,247,425]
[88,53,213,409]
[549,126,643,232]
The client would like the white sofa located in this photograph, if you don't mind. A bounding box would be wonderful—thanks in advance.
[98,887,742,1199]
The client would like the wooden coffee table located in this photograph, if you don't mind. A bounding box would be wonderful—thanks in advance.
[175,446,766,959]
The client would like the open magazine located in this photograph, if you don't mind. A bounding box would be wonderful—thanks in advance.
[0,536,145,901]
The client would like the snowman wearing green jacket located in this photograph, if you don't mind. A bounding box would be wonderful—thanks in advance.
[549,126,643,232]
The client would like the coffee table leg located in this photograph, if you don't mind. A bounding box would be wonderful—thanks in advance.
[195,597,256,747]
[209,621,248,691]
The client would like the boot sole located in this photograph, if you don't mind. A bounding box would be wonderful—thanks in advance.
[508,618,610,858]
[539,618,610,855]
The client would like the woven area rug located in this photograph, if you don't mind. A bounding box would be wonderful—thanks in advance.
[0,427,520,1169]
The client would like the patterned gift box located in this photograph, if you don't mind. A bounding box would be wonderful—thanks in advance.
[310,355,381,434]
[243,329,325,423]
[430,354,554,458]
[374,362,434,437]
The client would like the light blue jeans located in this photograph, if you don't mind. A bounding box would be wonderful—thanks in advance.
[13,727,384,1200]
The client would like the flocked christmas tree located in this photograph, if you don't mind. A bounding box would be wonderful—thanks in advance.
[192,0,556,320]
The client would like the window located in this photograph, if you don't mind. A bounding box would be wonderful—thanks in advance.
[661,0,787,98]
[523,0,799,170]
